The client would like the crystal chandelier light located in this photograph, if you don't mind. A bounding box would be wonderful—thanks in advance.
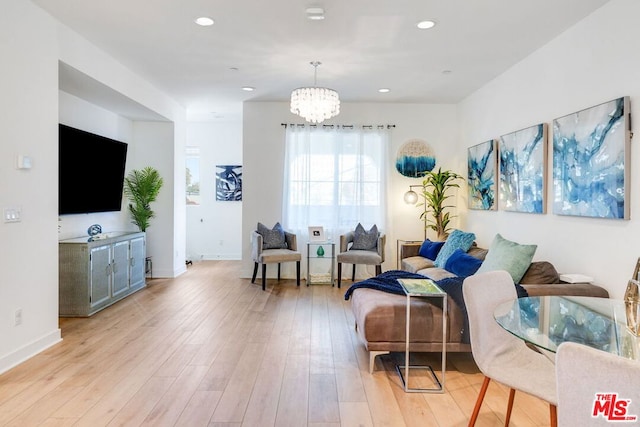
[290,61,340,124]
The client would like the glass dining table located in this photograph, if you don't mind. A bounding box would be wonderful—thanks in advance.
[494,296,640,360]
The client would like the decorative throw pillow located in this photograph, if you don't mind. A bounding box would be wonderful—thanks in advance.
[350,223,379,251]
[475,233,537,283]
[418,239,445,260]
[257,222,288,249]
[445,248,483,278]
[434,230,476,268]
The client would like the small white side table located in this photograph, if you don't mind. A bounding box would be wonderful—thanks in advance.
[396,278,447,393]
[306,241,335,285]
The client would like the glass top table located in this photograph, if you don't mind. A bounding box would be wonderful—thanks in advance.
[494,296,640,361]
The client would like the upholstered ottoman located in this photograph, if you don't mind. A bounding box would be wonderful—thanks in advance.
[349,287,470,373]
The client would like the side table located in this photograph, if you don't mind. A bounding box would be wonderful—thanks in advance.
[396,239,422,269]
[306,241,335,285]
[396,278,447,393]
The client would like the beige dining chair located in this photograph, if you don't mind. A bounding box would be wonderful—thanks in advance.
[556,341,640,426]
[463,270,557,426]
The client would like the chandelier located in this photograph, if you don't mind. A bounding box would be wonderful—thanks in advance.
[290,61,340,124]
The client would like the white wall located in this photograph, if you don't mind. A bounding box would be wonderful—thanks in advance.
[0,0,62,373]
[242,102,458,279]
[458,0,638,298]
[186,120,243,261]
[0,0,186,373]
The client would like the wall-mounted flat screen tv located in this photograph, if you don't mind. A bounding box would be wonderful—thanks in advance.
[59,124,128,215]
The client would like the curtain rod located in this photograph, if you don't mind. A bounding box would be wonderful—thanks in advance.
[281,123,395,129]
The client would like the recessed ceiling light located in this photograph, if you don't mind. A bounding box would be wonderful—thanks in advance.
[195,17,214,26]
[306,7,325,20]
[242,86,255,92]
[442,70,452,75]
[417,20,436,30]
[378,88,390,93]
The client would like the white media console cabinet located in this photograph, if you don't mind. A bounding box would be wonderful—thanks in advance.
[59,231,146,317]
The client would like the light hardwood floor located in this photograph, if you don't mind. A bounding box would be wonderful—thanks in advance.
[0,261,552,426]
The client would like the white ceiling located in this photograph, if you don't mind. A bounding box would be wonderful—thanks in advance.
[34,0,610,121]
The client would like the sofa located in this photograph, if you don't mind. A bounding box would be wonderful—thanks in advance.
[349,237,610,373]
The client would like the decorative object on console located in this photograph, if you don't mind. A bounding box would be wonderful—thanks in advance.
[396,139,436,177]
[499,123,547,214]
[124,167,164,232]
[467,140,497,210]
[87,224,102,236]
[316,245,325,257]
[308,226,325,242]
[553,96,631,219]
[290,61,340,124]
[475,233,537,284]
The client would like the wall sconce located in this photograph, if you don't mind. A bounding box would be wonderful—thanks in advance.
[404,184,427,240]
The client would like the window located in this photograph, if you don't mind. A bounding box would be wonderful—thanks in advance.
[283,125,389,239]
[186,146,200,205]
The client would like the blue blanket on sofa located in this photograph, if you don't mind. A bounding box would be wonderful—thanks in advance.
[343,270,528,345]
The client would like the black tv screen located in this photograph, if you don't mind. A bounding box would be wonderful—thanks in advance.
[59,124,128,215]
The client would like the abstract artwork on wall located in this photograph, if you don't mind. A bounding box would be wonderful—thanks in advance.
[499,123,547,214]
[216,165,242,201]
[553,97,630,219]
[395,139,436,177]
[467,140,497,210]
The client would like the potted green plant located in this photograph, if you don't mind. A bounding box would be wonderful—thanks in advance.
[123,167,163,232]
[418,167,463,241]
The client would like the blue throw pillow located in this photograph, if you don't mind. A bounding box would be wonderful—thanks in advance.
[418,239,445,260]
[351,223,379,251]
[445,249,483,278]
[257,222,288,249]
[434,230,476,268]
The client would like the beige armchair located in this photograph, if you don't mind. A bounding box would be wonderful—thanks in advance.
[251,230,301,291]
[336,231,385,288]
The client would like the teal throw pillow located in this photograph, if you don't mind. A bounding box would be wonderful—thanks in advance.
[445,248,483,278]
[257,222,288,249]
[434,230,476,268]
[475,233,537,283]
[351,223,379,251]
[418,239,445,260]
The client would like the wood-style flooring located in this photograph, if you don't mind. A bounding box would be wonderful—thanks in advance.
[0,261,551,426]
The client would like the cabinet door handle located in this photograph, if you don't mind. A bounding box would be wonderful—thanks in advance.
[130,257,135,267]
[106,264,111,276]
[112,262,117,274]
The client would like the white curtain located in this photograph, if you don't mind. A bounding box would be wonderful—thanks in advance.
[282,125,389,243]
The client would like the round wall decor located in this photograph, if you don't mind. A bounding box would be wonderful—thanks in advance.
[395,139,436,177]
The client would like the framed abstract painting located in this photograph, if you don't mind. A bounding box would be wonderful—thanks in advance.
[498,123,547,214]
[552,97,631,219]
[467,140,497,210]
[216,165,242,201]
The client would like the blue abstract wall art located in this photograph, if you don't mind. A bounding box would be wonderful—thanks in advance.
[553,97,630,219]
[216,165,242,201]
[468,140,497,210]
[499,123,547,214]
[395,139,436,177]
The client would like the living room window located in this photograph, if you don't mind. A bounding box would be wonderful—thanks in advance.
[282,124,389,239]
[186,146,200,205]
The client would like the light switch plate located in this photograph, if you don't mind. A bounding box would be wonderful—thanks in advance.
[3,207,21,223]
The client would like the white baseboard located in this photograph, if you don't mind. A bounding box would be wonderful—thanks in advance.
[0,329,62,375]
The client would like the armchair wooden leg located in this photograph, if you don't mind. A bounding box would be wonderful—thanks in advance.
[505,388,516,426]
[550,404,557,427]
[251,263,258,283]
[262,263,267,291]
[277,263,281,280]
[352,264,356,281]
[469,376,491,427]
[296,261,300,287]
[375,265,382,276]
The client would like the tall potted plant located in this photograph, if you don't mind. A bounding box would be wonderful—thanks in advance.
[419,167,463,240]
[124,167,163,232]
